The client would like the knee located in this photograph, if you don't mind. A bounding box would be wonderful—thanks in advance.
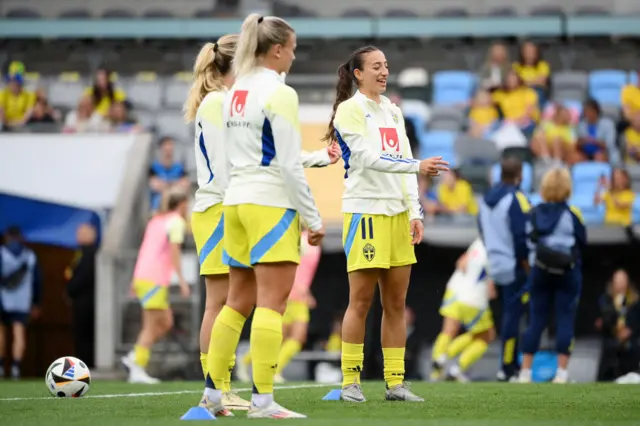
[347,295,373,319]
[381,295,405,318]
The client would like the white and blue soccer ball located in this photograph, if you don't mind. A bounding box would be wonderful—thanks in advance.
[45,356,91,398]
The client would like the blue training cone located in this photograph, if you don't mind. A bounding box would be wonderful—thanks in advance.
[181,407,216,420]
[322,389,342,401]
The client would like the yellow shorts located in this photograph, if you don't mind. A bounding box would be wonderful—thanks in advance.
[342,211,416,272]
[223,204,301,267]
[192,203,229,276]
[439,290,494,334]
[134,279,169,310]
[283,300,310,325]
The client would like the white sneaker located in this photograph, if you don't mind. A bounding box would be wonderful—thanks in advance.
[222,391,251,411]
[517,369,532,383]
[236,361,251,383]
[247,401,306,419]
[122,354,161,384]
[447,364,471,383]
[274,373,286,384]
[199,395,234,417]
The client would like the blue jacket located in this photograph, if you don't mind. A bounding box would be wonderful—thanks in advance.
[478,183,530,285]
[527,202,586,267]
[0,242,42,313]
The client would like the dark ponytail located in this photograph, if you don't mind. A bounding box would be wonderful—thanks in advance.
[324,45,380,142]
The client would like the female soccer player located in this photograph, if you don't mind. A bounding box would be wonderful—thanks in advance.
[430,238,496,383]
[184,35,337,416]
[519,168,586,384]
[326,45,449,402]
[201,14,335,419]
[122,189,190,384]
[237,230,321,383]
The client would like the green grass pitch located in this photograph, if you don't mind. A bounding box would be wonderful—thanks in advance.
[1,380,639,425]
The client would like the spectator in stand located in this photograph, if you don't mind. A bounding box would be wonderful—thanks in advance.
[623,113,640,164]
[149,136,191,212]
[108,101,141,133]
[418,175,440,218]
[621,69,640,132]
[26,97,57,125]
[84,68,127,117]
[437,170,478,216]
[493,71,539,138]
[34,89,62,121]
[512,41,550,107]
[594,168,635,226]
[468,90,499,138]
[478,42,511,92]
[575,99,617,164]
[0,73,35,131]
[64,95,109,133]
[596,269,640,381]
[531,105,576,164]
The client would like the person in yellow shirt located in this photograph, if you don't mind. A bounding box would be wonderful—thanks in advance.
[624,114,640,164]
[594,168,635,226]
[0,74,36,129]
[512,41,550,107]
[468,90,499,137]
[621,70,640,125]
[493,71,539,137]
[437,170,478,216]
[84,68,127,116]
[531,105,576,163]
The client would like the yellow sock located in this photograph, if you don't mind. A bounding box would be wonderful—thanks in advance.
[341,342,364,387]
[251,307,283,394]
[224,353,235,392]
[134,345,150,368]
[200,352,208,379]
[459,339,489,372]
[276,339,302,375]
[207,306,246,390]
[241,351,252,367]
[447,333,474,358]
[431,333,452,362]
[383,347,405,388]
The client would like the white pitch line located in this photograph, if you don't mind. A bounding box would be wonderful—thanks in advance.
[0,382,340,402]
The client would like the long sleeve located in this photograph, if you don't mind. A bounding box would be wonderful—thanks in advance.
[265,85,322,232]
[300,149,330,168]
[200,97,231,194]
[333,100,420,174]
[66,246,96,300]
[508,192,530,262]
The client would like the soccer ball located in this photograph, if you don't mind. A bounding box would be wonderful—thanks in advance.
[45,356,91,398]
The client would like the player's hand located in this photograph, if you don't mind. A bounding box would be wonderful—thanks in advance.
[487,280,497,300]
[307,293,317,309]
[456,253,469,272]
[418,156,449,176]
[179,279,191,298]
[327,142,342,164]
[409,219,423,245]
[308,226,325,246]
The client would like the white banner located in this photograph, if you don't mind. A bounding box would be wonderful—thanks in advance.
[0,133,136,209]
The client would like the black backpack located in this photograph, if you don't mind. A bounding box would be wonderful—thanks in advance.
[529,208,576,275]
[0,262,28,290]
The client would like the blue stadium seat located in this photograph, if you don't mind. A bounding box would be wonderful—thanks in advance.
[490,162,533,194]
[570,194,605,224]
[588,70,628,106]
[633,196,640,224]
[630,71,639,86]
[419,131,456,166]
[431,71,475,106]
[572,162,611,197]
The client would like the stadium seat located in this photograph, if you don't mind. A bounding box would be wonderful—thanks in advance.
[400,99,430,141]
[490,162,533,193]
[385,9,418,17]
[627,165,640,192]
[572,162,612,197]
[102,8,136,18]
[487,7,517,16]
[458,164,491,193]
[155,110,191,142]
[48,75,86,109]
[58,9,92,18]
[570,194,605,224]
[575,6,611,15]
[431,71,475,106]
[144,9,174,18]
[429,105,465,132]
[455,135,500,166]
[398,67,429,102]
[341,8,374,17]
[419,131,456,166]
[6,8,40,18]
[529,6,564,16]
[164,78,190,109]
[435,8,468,17]
[630,71,639,86]
[134,110,156,131]
[633,196,640,224]
[502,146,535,165]
[588,70,628,106]
[552,71,588,102]
[126,76,163,111]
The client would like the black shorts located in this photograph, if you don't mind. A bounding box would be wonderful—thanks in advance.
[0,311,29,325]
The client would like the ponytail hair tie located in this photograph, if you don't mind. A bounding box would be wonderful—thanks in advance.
[212,42,219,53]
[258,16,264,23]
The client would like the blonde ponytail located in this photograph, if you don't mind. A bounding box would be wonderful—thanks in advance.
[183,35,238,123]
[233,13,294,78]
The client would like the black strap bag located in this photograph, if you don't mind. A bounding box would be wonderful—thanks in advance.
[529,209,575,275]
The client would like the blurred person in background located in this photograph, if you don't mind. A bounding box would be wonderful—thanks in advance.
[64,95,108,133]
[149,136,191,213]
[478,157,530,381]
[0,226,41,380]
[519,168,586,384]
[596,269,640,381]
[65,223,98,368]
[122,189,191,384]
[437,170,478,217]
[575,99,617,164]
[431,238,496,383]
[512,41,550,107]
[418,175,440,218]
[623,114,640,164]
[0,73,36,131]
[530,105,576,164]
[493,71,539,138]
[26,97,57,125]
[620,69,640,132]
[594,168,635,227]
[238,230,321,384]
[478,42,511,92]
[108,101,141,133]
[84,67,126,117]
[468,90,499,138]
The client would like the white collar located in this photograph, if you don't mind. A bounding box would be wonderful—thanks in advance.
[355,90,391,108]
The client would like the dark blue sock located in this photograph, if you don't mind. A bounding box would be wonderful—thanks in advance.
[205,373,215,389]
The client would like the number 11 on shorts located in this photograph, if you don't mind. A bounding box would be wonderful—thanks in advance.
[360,216,374,240]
